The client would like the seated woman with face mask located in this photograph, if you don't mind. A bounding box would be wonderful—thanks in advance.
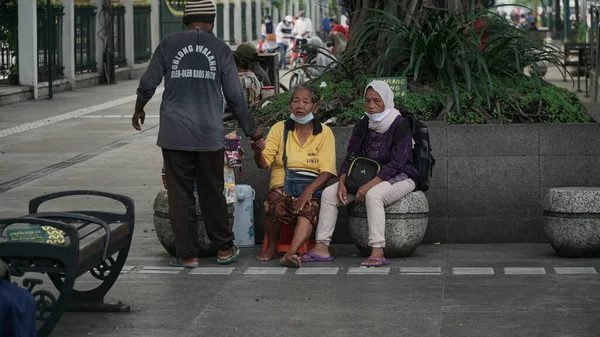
[250,85,337,268]
[301,80,419,267]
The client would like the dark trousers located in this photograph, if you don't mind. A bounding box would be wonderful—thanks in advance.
[162,148,232,259]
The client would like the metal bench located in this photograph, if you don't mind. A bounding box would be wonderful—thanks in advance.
[0,190,135,337]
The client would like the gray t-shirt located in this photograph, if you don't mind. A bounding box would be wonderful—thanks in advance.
[137,29,257,151]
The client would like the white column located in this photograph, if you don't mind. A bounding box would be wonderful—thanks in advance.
[151,0,160,49]
[18,0,38,98]
[94,0,105,78]
[125,0,135,73]
[287,0,292,16]
[62,0,76,88]
[213,0,218,37]
[234,0,242,44]
[293,0,299,15]
[224,0,231,44]
[245,0,252,42]
[305,0,310,22]
[273,6,279,24]
[256,0,262,39]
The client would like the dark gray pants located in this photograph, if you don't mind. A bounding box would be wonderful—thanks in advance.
[162,148,232,259]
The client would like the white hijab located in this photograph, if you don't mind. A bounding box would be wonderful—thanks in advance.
[364,80,401,133]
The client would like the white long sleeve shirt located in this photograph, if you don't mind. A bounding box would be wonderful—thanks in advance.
[275,22,293,45]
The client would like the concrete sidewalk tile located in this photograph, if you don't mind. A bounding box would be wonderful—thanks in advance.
[503,267,547,275]
[452,267,495,275]
[347,267,391,275]
[554,267,598,275]
[138,270,182,274]
[189,267,235,275]
[399,267,443,275]
[142,266,185,271]
[295,267,340,275]
[243,267,288,275]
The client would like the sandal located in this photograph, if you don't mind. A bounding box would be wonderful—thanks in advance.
[360,257,390,267]
[169,258,199,269]
[217,245,240,265]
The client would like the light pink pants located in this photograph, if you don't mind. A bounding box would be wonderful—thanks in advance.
[315,179,415,248]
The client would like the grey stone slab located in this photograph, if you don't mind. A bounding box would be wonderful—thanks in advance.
[447,187,540,218]
[188,276,443,337]
[452,267,495,275]
[142,266,184,271]
[447,124,539,156]
[442,276,600,312]
[440,311,600,337]
[540,155,600,186]
[503,267,546,275]
[447,217,541,243]
[428,156,448,189]
[189,267,235,275]
[243,267,288,275]
[554,267,598,275]
[52,279,224,335]
[447,156,539,188]
[422,217,448,244]
[399,267,443,275]
[428,123,447,157]
[138,270,181,274]
[295,267,340,275]
[347,267,391,274]
[539,123,600,155]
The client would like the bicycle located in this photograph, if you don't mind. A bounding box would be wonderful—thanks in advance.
[288,38,312,89]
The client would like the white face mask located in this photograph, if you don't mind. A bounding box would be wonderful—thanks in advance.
[365,108,391,122]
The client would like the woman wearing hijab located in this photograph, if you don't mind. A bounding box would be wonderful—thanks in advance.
[300,80,418,267]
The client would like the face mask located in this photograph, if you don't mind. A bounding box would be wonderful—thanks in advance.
[290,112,314,125]
[265,20,271,23]
[365,108,391,122]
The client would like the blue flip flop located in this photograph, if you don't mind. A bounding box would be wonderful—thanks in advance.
[217,245,240,265]
[300,252,335,262]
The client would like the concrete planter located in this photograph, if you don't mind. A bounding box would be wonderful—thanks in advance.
[152,190,234,257]
[347,191,429,257]
[543,187,600,258]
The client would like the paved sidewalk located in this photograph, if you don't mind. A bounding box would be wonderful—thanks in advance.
[0,61,599,337]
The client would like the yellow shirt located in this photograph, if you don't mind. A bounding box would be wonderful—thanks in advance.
[262,120,337,190]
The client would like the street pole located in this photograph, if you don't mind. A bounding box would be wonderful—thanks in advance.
[564,0,570,41]
[47,0,53,99]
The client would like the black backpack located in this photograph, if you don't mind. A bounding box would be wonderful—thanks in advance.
[354,113,435,191]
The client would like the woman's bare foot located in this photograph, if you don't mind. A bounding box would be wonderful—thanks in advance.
[256,248,278,261]
[280,254,301,268]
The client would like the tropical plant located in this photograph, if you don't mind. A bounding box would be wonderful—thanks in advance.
[348,8,564,114]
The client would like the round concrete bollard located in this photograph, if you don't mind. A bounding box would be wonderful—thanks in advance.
[153,190,234,257]
[348,191,429,258]
[543,187,600,258]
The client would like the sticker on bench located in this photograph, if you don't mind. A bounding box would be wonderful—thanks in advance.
[6,226,65,244]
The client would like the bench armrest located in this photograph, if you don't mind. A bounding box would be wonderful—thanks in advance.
[26,212,112,262]
[28,190,135,226]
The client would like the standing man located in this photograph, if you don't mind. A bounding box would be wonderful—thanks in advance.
[293,10,313,40]
[132,0,263,268]
[321,13,331,41]
[275,15,294,69]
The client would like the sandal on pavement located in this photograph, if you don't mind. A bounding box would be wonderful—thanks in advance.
[217,245,240,265]
[300,252,335,262]
[360,257,390,267]
[169,258,199,269]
